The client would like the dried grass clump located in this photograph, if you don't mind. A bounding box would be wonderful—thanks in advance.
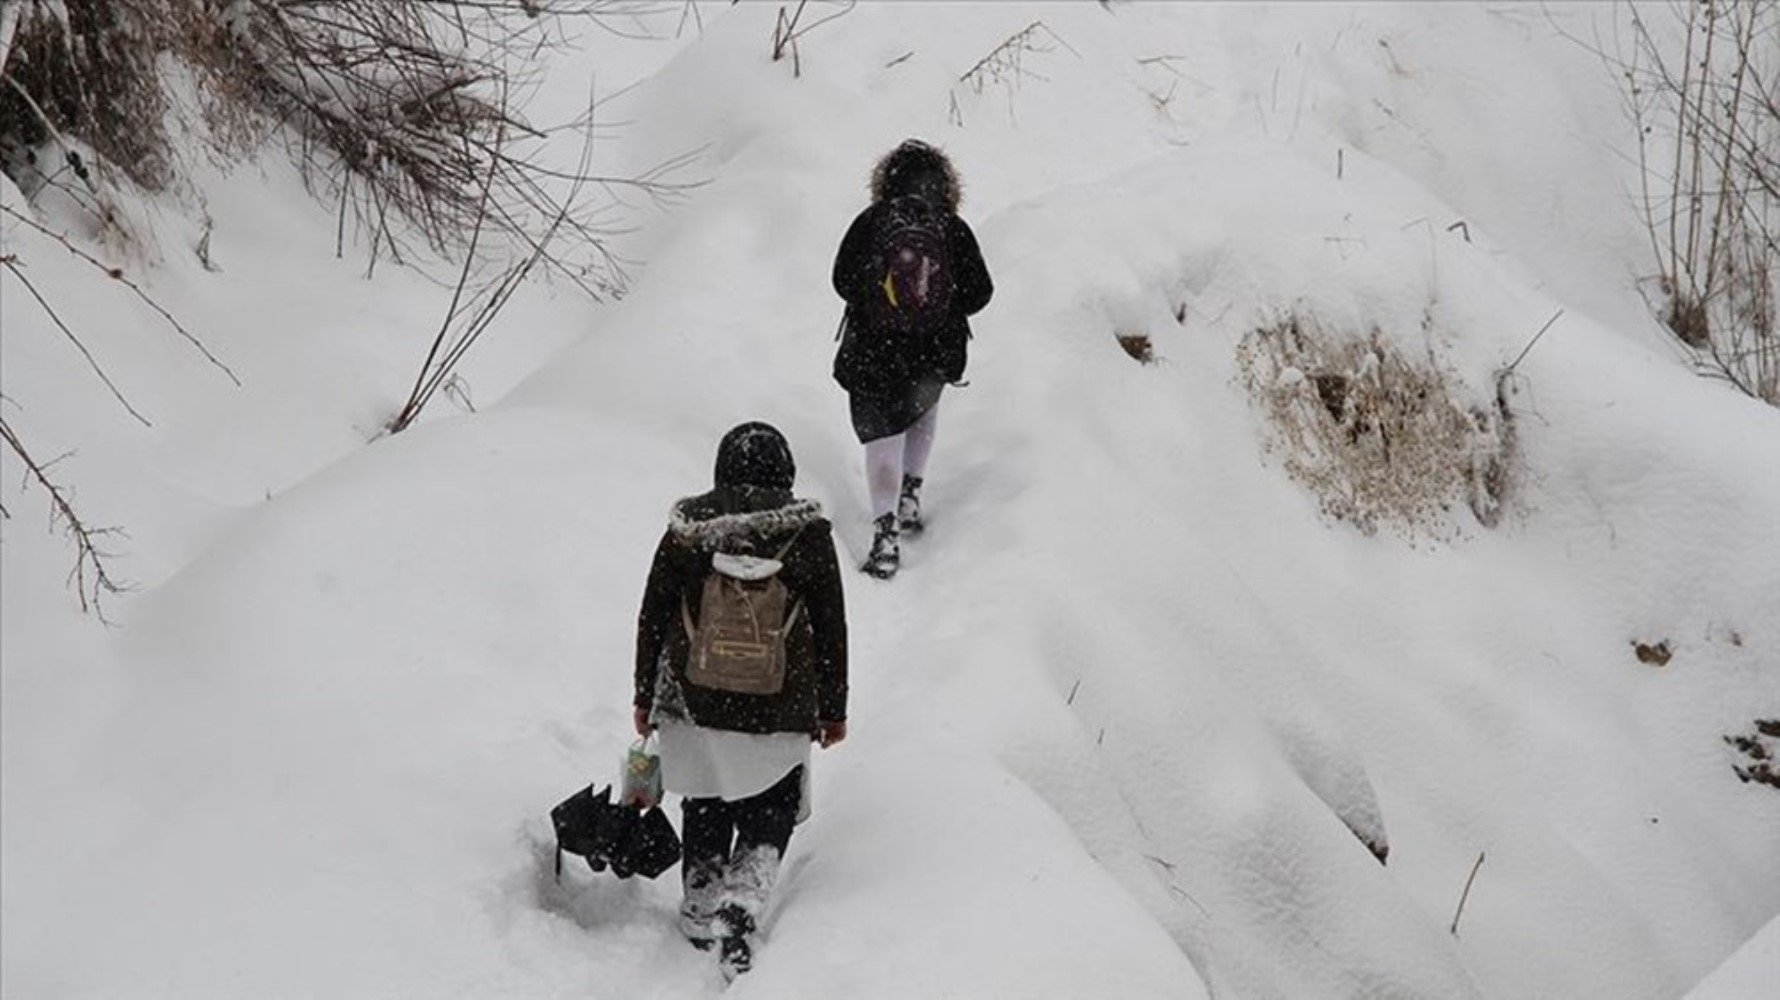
[1237,313,1514,539]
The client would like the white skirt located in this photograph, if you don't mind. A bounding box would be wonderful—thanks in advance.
[657,720,811,802]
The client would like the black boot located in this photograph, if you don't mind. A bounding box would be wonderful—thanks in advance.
[862,513,900,579]
[897,475,925,535]
[716,903,754,981]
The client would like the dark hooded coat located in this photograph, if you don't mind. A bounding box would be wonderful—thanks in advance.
[831,141,993,411]
[634,426,848,736]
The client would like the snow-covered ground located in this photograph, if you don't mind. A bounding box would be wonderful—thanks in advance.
[4,3,1777,998]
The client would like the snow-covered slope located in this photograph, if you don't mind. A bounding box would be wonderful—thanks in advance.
[1683,916,1780,1000]
[4,4,1776,999]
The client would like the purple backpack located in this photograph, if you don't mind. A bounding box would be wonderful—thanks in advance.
[868,195,954,333]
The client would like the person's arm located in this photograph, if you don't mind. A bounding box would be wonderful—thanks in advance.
[832,207,880,305]
[801,524,849,742]
[950,217,993,317]
[633,529,681,729]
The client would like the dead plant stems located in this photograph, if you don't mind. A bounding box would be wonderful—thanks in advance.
[954,20,1078,126]
[1450,851,1486,936]
[1614,1,1778,402]
[771,1,854,77]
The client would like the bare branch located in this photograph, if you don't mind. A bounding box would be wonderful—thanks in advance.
[0,203,241,385]
[0,415,128,620]
[389,109,507,434]
[0,254,152,427]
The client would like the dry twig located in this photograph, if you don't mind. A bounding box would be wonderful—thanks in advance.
[0,415,128,620]
[0,253,150,427]
[1450,851,1486,936]
[770,0,855,77]
[954,21,1079,126]
[1,203,239,384]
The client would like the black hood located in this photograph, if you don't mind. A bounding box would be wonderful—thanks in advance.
[713,421,795,491]
[870,139,961,212]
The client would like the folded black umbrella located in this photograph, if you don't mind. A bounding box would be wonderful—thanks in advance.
[552,783,628,877]
[550,783,681,880]
[612,803,681,879]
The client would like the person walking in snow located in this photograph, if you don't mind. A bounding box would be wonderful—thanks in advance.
[633,422,848,981]
[831,138,993,579]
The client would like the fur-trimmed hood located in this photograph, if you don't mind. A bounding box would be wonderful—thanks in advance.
[668,494,826,553]
[870,139,961,212]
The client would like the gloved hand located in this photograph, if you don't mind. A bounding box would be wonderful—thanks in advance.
[633,705,654,737]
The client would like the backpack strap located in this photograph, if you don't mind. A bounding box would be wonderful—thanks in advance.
[771,526,806,562]
[776,527,807,628]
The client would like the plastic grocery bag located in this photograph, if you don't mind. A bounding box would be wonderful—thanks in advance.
[619,735,663,810]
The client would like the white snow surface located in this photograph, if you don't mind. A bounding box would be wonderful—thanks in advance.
[1682,916,1780,1000]
[4,3,1778,998]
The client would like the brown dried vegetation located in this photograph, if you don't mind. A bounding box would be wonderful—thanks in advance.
[1238,312,1515,540]
[1725,720,1780,791]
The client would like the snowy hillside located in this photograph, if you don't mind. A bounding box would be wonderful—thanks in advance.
[4,3,1778,999]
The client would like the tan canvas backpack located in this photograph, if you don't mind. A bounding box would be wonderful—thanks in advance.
[681,531,804,695]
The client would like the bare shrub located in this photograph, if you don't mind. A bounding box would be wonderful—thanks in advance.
[0,0,185,247]
[1618,0,1779,404]
[190,2,704,292]
[1237,313,1514,539]
[3,2,697,289]
[0,2,174,194]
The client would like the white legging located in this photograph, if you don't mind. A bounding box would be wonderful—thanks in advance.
[864,403,939,519]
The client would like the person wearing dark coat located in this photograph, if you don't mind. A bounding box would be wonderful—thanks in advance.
[633,422,848,980]
[831,139,993,578]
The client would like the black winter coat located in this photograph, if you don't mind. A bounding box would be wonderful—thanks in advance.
[831,203,993,397]
[634,486,848,736]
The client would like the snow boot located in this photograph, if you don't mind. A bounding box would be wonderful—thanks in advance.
[679,899,717,951]
[680,859,721,950]
[861,513,900,579]
[716,903,755,981]
[897,474,925,535]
